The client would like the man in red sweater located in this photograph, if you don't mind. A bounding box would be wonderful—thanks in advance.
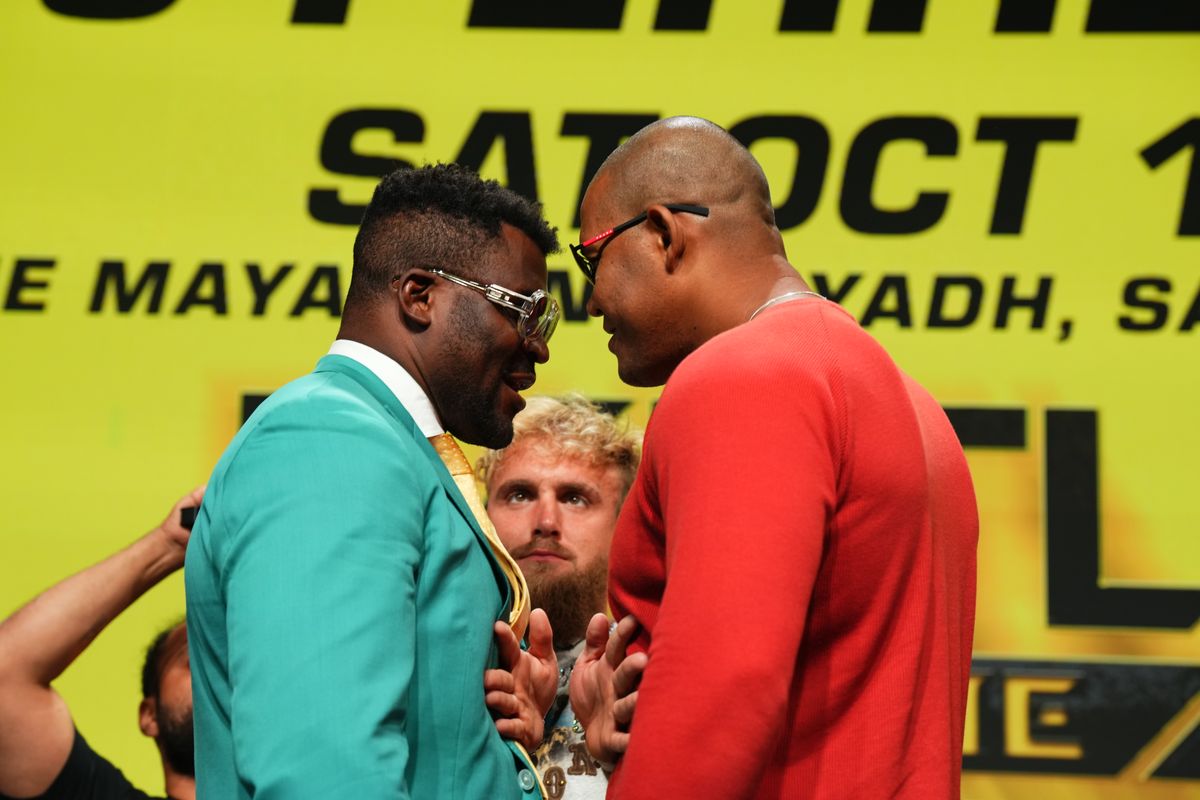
[567,117,979,799]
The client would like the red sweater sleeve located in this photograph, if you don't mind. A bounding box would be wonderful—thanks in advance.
[607,324,844,800]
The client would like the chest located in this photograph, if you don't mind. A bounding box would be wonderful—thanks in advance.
[412,488,510,663]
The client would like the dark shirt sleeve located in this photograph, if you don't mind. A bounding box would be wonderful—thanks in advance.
[0,729,160,800]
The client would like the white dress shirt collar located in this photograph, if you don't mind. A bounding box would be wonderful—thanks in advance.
[327,339,444,436]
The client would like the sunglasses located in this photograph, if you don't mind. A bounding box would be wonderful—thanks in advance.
[570,204,710,284]
[427,268,560,344]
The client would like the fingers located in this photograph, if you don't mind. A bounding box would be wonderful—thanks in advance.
[485,690,519,717]
[494,718,522,738]
[494,717,543,751]
[174,486,203,512]
[613,690,637,729]
[493,620,521,671]
[483,668,515,694]
[169,485,206,520]
[568,656,605,729]
[582,613,611,658]
[586,725,630,764]
[612,651,647,699]
[531,651,559,716]
[160,485,207,541]
[493,717,523,738]
[605,615,639,669]
[527,608,554,661]
[566,660,588,717]
[185,484,206,508]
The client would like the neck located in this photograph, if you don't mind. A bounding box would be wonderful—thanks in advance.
[162,766,195,800]
[337,313,403,368]
[744,263,811,311]
[694,256,810,338]
[337,313,433,400]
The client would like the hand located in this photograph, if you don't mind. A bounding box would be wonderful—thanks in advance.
[155,485,206,570]
[485,607,557,751]
[568,614,647,766]
[611,624,646,737]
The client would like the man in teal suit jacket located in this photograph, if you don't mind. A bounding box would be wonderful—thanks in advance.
[185,164,561,798]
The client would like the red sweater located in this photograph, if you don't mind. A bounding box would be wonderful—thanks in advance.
[607,298,978,800]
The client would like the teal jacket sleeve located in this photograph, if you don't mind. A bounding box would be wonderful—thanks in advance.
[212,400,428,798]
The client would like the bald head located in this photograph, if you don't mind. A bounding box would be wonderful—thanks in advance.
[579,116,808,387]
[593,116,777,232]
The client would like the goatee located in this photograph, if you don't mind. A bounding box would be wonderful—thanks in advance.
[525,555,608,649]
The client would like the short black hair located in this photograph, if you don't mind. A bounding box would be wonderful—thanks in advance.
[141,620,184,699]
[347,163,559,309]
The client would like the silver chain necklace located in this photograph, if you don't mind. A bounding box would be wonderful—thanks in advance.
[748,290,824,321]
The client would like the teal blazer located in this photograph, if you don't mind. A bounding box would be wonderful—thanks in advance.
[185,355,541,799]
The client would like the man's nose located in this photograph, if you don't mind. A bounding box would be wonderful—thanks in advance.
[524,335,549,364]
[533,494,561,536]
[585,292,602,319]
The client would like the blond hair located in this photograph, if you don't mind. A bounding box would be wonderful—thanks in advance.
[477,394,643,499]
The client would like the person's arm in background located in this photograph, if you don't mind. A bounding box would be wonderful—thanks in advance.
[0,488,204,798]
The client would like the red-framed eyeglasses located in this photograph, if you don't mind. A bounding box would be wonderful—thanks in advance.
[570,204,709,284]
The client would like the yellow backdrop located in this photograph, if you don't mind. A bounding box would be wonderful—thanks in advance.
[1,1,1197,796]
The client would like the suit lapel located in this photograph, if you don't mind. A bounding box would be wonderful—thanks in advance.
[314,355,512,611]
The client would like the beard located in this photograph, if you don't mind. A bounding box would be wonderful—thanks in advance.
[437,295,523,449]
[523,554,609,649]
[157,703,195,777]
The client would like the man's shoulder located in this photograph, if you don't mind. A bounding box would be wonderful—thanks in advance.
[4,729,163,800]
[666,300,860,396]
[202,362,430,520]
[688,298,910,390]
[250,360,389,423]
[222,364,415,463]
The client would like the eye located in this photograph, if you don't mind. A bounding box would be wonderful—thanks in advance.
[504,488,532,503]
[562,492,590,507]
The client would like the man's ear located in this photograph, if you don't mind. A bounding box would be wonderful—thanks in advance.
[645,205,686,274]
[138,697,159,739]
[394,268,437,327]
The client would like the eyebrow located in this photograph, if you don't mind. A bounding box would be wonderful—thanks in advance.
[556,481,600,499]
[493,478,601,500]
[494,479,536,497]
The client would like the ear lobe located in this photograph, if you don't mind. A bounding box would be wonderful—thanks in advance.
[395,269,436,328]
[139,697,159,739]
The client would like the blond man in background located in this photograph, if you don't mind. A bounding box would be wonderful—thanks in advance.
[479,396,642,800]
